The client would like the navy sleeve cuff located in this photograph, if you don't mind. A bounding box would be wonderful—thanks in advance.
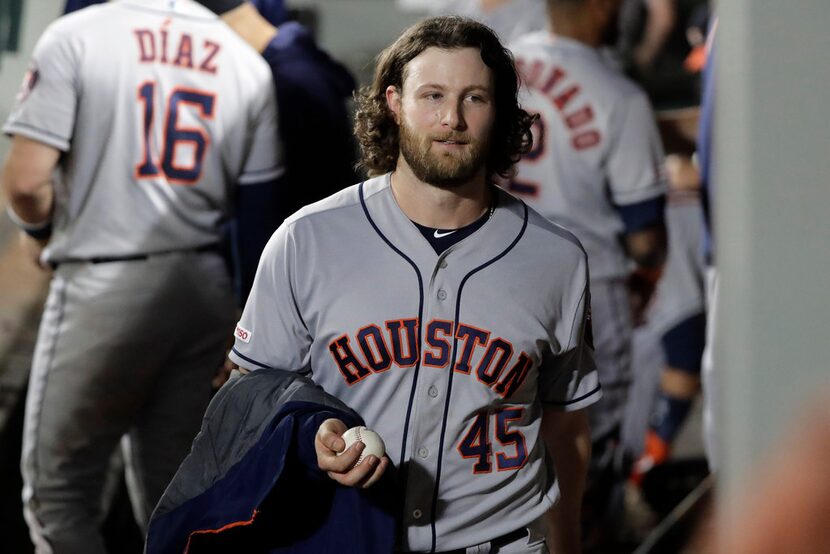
[616,196,666,233]
[661,311,706,374]
[232,177,281,306]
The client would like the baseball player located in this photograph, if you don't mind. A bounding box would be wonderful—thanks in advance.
[72,0,361,224]
[430,0,548,44]
[1,1,281,551]
[231,16,601,554]
[627,172,706,482]
[508,0,668,540]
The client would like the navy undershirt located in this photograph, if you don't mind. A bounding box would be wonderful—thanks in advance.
[412,199,496,255]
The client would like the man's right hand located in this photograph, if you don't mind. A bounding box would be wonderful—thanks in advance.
[315,418,389,488]
[18,232,51,271]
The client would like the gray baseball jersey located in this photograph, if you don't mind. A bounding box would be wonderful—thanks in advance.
[3,0,281,264]
[432,0,548,44]
[230,174,601,552]
[508,32,667,281]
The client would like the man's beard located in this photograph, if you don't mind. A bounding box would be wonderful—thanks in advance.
[398,118,490,189]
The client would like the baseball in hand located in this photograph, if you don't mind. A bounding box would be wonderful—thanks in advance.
[338,426,385,466]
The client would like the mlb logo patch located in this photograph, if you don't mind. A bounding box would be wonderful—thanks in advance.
[235,324,252,344]
[16,64,39,103]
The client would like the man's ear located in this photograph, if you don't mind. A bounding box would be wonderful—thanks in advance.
[385,85,401,124]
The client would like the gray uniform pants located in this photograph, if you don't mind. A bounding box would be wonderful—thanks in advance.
[587,277,633,444]
[582,278,632,537]
[21,251,235,554]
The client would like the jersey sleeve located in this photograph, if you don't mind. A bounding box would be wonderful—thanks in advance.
[606,88,667,209]
[2,23,78,151]
[238,79,284,185]
[229,220,311,371]
[538,256,602,411]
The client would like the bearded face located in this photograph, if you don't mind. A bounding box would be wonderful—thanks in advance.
[397,105,491,189]
[387,47,497,189]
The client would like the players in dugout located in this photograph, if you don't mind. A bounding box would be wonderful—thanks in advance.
[230,16,601,554]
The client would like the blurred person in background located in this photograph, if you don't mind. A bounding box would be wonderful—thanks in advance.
[430,0,549,44]
[616,0,709,110]
[507,0,667,547]
[628,154,706,485]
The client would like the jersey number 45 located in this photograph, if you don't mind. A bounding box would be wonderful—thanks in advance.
[135,81,215,185]
[458,407,528,473]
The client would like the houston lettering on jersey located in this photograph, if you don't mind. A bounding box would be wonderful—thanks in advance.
[133,24,220,74]
[516,57,601,150]
[328,318,533,399]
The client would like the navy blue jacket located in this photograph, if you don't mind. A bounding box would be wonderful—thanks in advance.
[145,370,398,554]
[262,22,358,222]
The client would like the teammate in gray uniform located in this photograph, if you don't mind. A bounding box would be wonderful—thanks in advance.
[626,177,706,482]
[430,0,548,44]
[1,1,281,551]
[231,16,600,554]
[508,0,667,542]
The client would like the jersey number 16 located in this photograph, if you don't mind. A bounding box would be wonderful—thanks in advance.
[135,81,216,184]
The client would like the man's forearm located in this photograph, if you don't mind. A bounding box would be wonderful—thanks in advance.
[6,183,53,225]
[542,409,591,554]
[2,136,59,226]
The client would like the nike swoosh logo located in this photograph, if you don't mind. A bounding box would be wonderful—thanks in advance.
[434,230,456,238]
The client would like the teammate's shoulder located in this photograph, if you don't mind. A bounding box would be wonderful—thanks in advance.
[603,66,648,101]
[113,0,217,21]
[571,54,650,112]
[575,51,642,99]
[50,1,217,37]
[46,1,111,36]
[508,30,551,54]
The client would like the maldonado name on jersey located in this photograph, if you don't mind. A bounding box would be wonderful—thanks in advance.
[515,56,602,152]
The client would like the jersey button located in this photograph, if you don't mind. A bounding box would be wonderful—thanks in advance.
[437,289,447,301]
[418,447,429,458]
[428,385,439,398]
[439,260,448,269]
[412,509,423,520]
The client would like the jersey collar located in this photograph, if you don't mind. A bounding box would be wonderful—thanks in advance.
[360,173,528,270]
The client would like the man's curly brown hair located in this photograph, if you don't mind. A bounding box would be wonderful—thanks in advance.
[354,16,536,180]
